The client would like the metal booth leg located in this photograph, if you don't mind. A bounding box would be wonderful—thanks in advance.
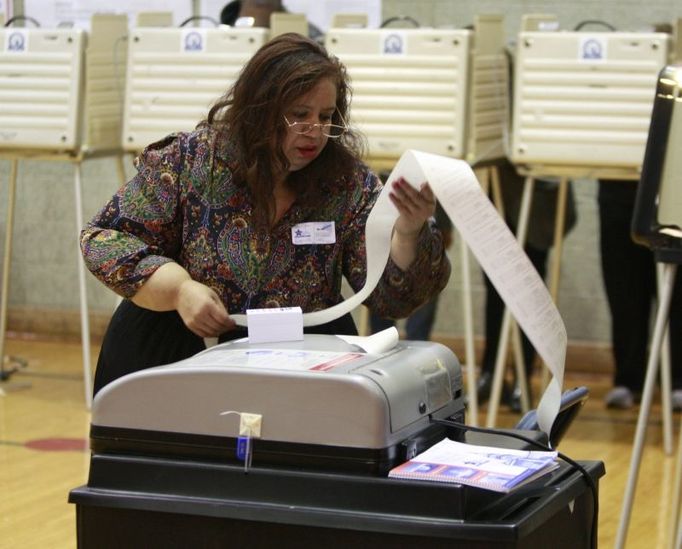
[671,416,682,548]
[73,161,93,408]
[0,158,30,392]
[0,159,18,385]
[615,263,678,549]
[656,262,674,456]
[0,158,19,370]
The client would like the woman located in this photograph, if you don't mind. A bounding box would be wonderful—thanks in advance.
[81,33,451,394]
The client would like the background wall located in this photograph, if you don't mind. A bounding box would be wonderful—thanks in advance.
[1,0,681,350]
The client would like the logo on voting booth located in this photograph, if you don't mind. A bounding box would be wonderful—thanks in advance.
[383,33,405,54]
[182,30,205,53]
[6,31,27,53]
[579,37,606,61]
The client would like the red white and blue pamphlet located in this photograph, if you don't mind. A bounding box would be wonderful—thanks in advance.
[388,438,559,493]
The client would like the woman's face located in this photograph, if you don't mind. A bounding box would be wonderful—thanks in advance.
[282,77,338,172]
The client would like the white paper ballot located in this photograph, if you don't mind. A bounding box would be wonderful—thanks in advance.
[229,150,566,436]
[246,307,304,343]
[337,327,399,354]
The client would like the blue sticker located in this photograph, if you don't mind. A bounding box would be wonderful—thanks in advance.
[236,436,250,461]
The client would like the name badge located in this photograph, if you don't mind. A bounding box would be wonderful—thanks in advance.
[291,222,336,245]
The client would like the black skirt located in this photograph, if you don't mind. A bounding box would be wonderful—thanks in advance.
[93,300,358,396]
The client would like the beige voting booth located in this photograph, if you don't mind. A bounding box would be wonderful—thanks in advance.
[325,15,509,171]
[511,28,671,177]
[0,16,127,152]
[122,26,268,152]
[0,15,128,406]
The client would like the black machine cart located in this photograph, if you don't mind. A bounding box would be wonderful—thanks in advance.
[69,434,603,549]
[70,337,603,547]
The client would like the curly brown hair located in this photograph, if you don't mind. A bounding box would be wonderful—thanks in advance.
[204,33,365,230]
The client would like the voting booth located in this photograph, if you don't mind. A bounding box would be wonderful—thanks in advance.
[69,334,604,548]
[0,28,85,149]
[0,15,128,405]
[325,14,509,171]
[511,27,672,177]
[0,16,127,152]
[122,26,268,151]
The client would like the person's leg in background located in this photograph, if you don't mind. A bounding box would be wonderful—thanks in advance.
[598,180,657,409]
[404,298,439,341]
[370,297,439,341]
[478,273,506,402]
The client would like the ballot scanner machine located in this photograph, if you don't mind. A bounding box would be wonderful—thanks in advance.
[86,335,466,474]
[70,335,603,548]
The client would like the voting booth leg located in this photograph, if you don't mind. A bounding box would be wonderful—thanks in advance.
[0,159,30,392]
[73,162,93,408]
[489,164,505,219]
[460,237,478,425]
[657,262,674,455]
[115,153,128,186]
[672,416,682,548]
[486,176,535,427]
[615,263,678,549]
[0,159,17,376]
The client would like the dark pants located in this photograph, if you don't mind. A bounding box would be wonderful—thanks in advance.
[93,300,358,396]
[598,180,682,391]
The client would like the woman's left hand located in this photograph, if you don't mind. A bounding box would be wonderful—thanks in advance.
[389,177,436,237]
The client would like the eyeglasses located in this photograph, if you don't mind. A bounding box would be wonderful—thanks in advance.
[283,115,348,138]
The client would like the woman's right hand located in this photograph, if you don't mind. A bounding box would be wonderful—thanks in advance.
[175,279,236,338]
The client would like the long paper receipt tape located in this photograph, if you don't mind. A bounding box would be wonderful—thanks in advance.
[230,150,566,437]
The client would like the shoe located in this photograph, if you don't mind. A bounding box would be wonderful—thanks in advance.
[476,372,493,404]
[672,390,682,412]
[605,386,634,410]
[506,383,532,414]
[475,372,512,406]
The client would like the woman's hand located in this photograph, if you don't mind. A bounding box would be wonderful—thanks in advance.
[132,262,236,338]
[389,178,436,237]
[388,178,436,270]
[175,280,236,338]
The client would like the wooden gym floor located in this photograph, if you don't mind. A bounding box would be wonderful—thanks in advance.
[0,333,679,548]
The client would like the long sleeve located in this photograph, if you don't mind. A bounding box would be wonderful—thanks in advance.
[80,134,185,297]
[342,170,451,319]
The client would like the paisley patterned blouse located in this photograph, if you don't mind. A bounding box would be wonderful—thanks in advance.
[80,126,451,319]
